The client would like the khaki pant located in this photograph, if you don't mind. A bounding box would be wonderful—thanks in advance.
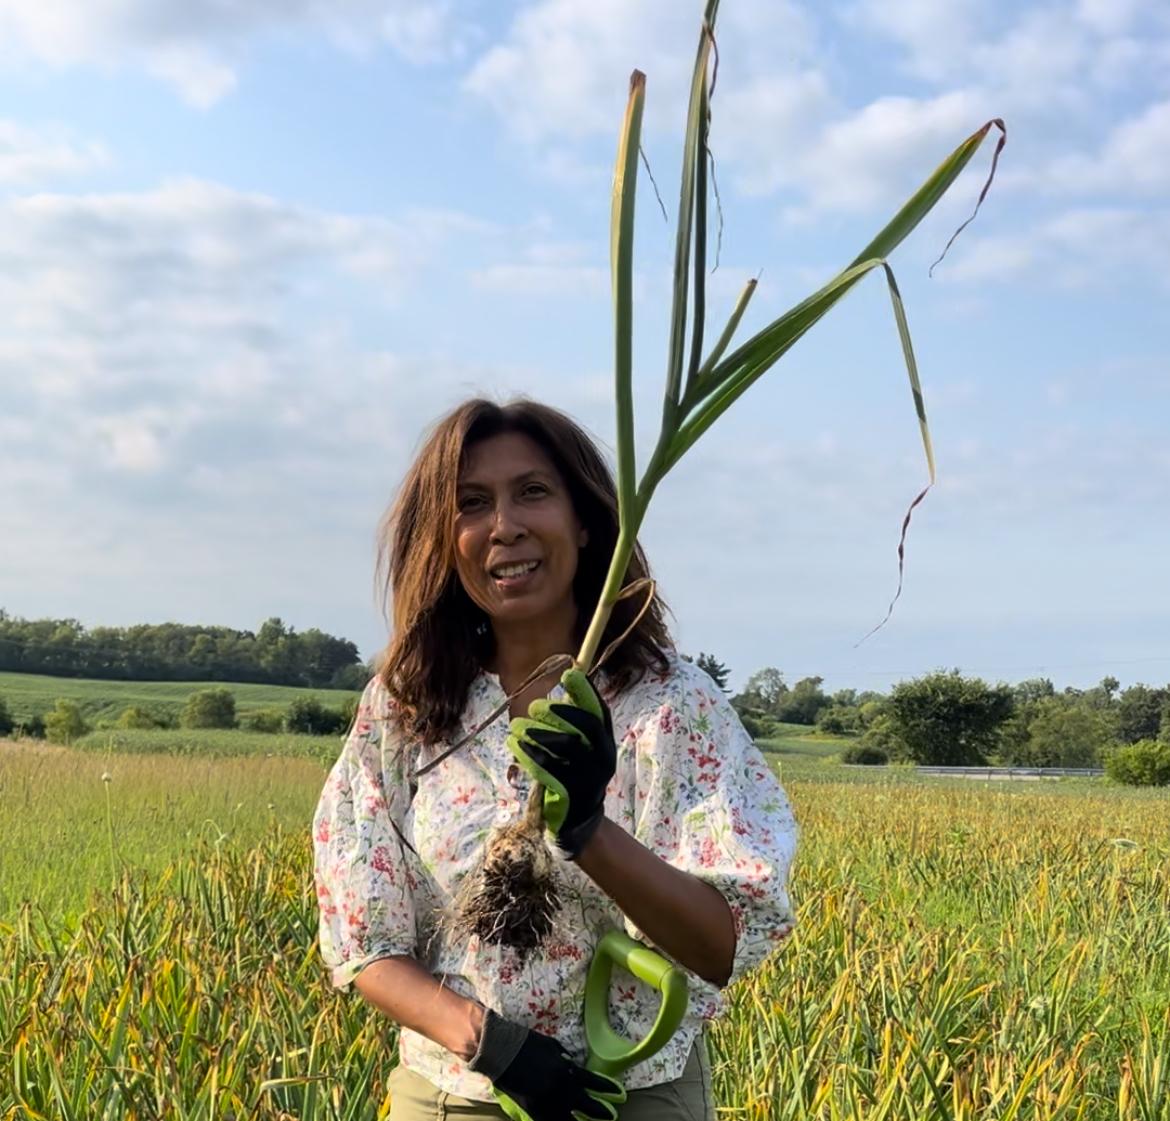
[387,1039,715,1121]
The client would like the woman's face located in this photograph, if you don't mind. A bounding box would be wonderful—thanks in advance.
[454,431,588,635]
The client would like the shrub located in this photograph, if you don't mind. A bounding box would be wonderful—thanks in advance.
[842,743,889,766]
[120,703,178,729]
[883,670,1014,766]
[773,676,831,726]
[286,697,347,736]
[1003,698,1115,767]
[817,705,861,736]
[16,714,46,739]
[44,700,88,745]
[240,708,285,734]
[858,700,886,728]
[0,696,13,737]
[117,706,164,730]
[859,714,901,759]
[1117,685,1169,744]
[330,663,372,691]
[181,688,237,730]
[1104,739,1170,787]
[737,711,777,741]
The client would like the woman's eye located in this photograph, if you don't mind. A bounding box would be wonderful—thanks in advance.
[458,494,487,512]
[522,483,548,498]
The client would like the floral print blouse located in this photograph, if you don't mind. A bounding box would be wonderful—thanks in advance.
[312,653,798,1100]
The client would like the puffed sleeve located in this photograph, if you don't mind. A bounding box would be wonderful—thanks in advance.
[312,675,419,990]
[627,660,798,989]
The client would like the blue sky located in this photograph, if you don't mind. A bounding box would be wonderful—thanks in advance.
[1,0,1168,694]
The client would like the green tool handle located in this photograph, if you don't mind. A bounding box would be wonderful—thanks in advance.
[583,930,689,1078]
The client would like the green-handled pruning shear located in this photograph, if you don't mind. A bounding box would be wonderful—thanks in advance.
[584,930,689,1079]
[494,930,688,1121]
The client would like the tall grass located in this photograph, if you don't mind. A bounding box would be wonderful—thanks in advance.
[72,727,343,761]
[3,745,1167,1119]
[0,743,325,922]
[710,784,1170,1118]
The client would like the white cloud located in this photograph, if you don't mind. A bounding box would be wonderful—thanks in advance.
[830,5,1170,227]
[844,0,1170,101]
[841,0,990,84]
[688,82,999,228]
[1075,0,1158,35]
[463,0,816,142]
[940,235,1037,283]
[943,206,1170,288]
[0,0,469,105]
[0,120,109,185]
[90,414,168,472]
[782,90,991,219]
[1032,100,1170,197]
[716,70,835,196]
[145,45,238,108]
[982,12,1087,99]
[0,180,491,481]
[379,1,464,64]
[461,0,1003,221]
[3,178,413,310]
[471,263,606,296]
[534,147,610,191]
[470,240,606,296]
[464,0,678,143]
[0,175,628,652]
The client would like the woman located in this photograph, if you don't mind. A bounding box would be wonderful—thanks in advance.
[313,398,798,1120]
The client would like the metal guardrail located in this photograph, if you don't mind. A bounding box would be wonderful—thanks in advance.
[838,764,1106,779]
[914,765,1105,778]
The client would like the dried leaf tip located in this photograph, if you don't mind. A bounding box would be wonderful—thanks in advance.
[930,119,1007,277]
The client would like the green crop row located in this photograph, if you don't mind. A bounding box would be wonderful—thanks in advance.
[2,743,1168,1118]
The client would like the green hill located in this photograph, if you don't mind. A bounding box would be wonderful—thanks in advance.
[756,722,851,760]
[0,670,363,725]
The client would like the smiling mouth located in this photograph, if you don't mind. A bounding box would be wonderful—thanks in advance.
[489,560,541,579]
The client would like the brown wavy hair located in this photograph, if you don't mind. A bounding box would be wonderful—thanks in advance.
[376,398,672,745]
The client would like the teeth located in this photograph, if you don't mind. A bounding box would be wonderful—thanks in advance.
[493,561,539,578]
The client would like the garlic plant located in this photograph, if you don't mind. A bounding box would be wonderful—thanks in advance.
[576,0,1004,672]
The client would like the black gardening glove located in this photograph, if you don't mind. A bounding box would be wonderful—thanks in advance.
[468,1008,625,1121]
[506,668,616,859]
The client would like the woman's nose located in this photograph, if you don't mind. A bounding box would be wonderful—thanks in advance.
[489,500,527,543]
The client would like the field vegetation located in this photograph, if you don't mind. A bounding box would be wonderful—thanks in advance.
[0,670,359,727]
[2,731,1168,1120]
[70,726,345,761]
[0,741,324,922]
[734,666,1170,784]
[6,652,1169,786]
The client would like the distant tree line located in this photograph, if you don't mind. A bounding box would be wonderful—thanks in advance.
[719,661,1170,787]
[0,611,369,690]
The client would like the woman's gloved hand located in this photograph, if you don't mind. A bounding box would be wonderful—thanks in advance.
[506,668,616,859]
[468,1008,625,1121]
